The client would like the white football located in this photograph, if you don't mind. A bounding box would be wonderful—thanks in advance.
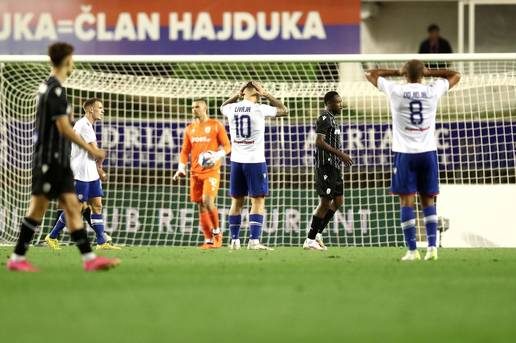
[198,151,215,168]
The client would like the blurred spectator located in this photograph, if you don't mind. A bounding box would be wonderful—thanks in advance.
[418,24,452,54]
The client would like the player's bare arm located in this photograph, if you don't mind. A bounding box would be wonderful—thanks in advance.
[423,68,461,88]
[55,116,105,160]
[251,81,288,117]
[221,83,247,108]
[90,142,108,181]
[365,69,402,87]
[315,133,353,167]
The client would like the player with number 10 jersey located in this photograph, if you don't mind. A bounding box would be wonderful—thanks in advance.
[220,81,288,250]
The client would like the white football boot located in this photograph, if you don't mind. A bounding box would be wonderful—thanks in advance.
[229,239,241,250]
[424,247,438,261]
[401,250,421,261]
[315,233,328,251]
[303,238,324,251]
[247,239,274,251]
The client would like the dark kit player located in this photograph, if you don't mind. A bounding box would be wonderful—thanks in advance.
[304,91,353,251]
[6,42,120,272]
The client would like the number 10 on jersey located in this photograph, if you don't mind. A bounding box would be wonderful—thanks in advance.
[234,115,251,138]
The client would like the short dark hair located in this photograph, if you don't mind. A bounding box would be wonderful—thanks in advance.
[48,42,74,67]
[427,24,440,33]
[193,98,207,104]
[83,98,102,112]
[405,60,425,82]
[324,91,339,105]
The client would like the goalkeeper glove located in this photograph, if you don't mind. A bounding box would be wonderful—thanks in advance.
[173,163,186,181]
[208,150,226,165]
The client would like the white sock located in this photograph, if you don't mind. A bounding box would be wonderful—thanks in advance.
[249,239,259,244]
[205,239,213,244]
[10,253,26,262]
[82,252,96,262]
[212,228,221,235]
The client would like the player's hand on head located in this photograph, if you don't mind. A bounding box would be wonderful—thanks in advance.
[339,152,353,167]
[252,81,268,96]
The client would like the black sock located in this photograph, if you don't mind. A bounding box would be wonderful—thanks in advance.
[14,217,40,256]
[82,207,93,228]
[308,215,324,239]
[70,228,93,255]
[319,209,336,233]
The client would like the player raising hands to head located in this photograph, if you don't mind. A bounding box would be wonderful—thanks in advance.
[221,81,288,250]
[366,60,460,261]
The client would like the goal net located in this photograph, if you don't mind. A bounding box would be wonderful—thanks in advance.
[0,55,515,247]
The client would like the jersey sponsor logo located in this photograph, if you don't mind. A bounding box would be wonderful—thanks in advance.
[191,136,210,143]
[404,126,430,132]
[234,139,255,144]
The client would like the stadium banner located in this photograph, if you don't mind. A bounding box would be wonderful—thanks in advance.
[93,120,516,170]
[9,186,396,247]
[2,120,514,170]
[0,0,360,54]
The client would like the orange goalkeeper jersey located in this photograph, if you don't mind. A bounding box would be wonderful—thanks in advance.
[179,118,231,175]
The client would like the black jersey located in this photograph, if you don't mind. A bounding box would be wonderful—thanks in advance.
[33,76,71,168]
[314,110,342,169]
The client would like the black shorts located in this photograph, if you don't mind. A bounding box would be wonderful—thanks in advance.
[315,165,344,198]
[32,163,75,200]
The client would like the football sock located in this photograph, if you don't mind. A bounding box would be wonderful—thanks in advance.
[209,208,220,233]
[13,217,40,257]
[423,206,438,248]
[229,215,241,240]
[49,212,66,239]
[70,228,95,260]
[401,206,417,251]
[51,209,64,231]
[200,211,214,240]
[308,215,324,239]
[249,214,264,240]
[320,209,336,233]
[90,213,107,244]
[82,207,93,228]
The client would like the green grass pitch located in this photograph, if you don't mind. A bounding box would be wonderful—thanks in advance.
[1,247,516,343]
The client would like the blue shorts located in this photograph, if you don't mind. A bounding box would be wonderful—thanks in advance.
[391,151,439,196]
[230,162,269,197]
[75,179,104,202]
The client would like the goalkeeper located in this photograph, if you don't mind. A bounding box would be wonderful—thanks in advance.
[173,98,231,249]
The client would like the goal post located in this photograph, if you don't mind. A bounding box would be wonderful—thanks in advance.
[0,53,515,247]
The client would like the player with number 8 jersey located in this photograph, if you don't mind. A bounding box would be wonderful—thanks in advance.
[366,60,460,261]
[221,81,288,250]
